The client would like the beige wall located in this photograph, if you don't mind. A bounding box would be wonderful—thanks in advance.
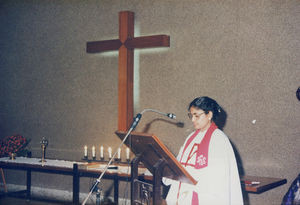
[0,0,299,204]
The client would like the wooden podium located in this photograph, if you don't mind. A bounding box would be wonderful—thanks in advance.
[116,131,196,205]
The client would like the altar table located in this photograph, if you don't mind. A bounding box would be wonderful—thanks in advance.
[0,157,85,204]
[0,157,148,204]
[0,157,287,204]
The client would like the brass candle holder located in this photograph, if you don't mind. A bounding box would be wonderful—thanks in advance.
[9,152,16,160]
[39,137,48,163]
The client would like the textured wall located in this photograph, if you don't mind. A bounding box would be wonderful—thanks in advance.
[0,0,299,204]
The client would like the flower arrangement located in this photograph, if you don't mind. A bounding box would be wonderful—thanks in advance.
[0,135,30,157]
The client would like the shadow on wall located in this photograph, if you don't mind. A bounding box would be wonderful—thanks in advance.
[219,108,249,204]
[231,140,249,204]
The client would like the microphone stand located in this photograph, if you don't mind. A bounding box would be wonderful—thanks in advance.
[81,114,142,205]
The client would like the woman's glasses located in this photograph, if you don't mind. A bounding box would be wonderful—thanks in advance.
[187,112,205,120]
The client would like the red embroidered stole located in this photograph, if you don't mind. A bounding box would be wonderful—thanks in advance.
[179,122,217,168]
[177,122,218,205]
[179,129,200,164]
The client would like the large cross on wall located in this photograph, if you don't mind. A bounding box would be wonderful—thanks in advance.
[86,11,170,131]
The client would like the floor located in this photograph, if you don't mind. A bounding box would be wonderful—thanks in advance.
[0,196,66,205]
[0,194,116,205]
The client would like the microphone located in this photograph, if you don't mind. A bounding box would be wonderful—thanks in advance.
[140,108,176,119]
[166,113,176,119]
[130,113,142,129]
[130,109,176,129]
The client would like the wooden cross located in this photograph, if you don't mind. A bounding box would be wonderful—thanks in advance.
[86,11,170,131]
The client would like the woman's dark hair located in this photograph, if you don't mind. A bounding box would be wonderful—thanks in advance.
[188,96,221,122]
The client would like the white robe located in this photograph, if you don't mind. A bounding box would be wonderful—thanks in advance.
[164,129,243,205]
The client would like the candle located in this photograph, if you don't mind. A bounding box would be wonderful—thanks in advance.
[100,146,104,158]
[92,146,95,158]
[126,147,130,160]
[84,145,88,157]
[108,147,112,158]
[117,148,121,159]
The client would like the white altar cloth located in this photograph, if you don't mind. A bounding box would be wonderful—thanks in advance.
[0,157,87,168]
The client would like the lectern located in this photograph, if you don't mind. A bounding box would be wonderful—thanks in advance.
[116,131,196,204]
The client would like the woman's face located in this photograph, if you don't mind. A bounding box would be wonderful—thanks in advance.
[188,106,212,131]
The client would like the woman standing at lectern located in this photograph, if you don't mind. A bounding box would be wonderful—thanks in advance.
[164,96,243,205]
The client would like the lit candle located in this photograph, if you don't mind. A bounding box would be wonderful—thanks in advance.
[100,146,104,158]
[84,145,88,157]
[117,148,121,159]
[108,147,112,159]
[92,146,95,158]
[126,147,130,160]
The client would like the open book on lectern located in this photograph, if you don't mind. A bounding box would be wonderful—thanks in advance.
[115,131,197,185]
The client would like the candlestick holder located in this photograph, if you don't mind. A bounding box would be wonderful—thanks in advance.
[39,137,48,163]
[82,157,93,163]
[100,157,104,161]
[9,152,16,160]
[92,156,96,161]
[114,158,121,163]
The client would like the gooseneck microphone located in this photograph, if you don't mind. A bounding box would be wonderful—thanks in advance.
[130,108,176,129]
[140,108,176,119]
[82,108,176,205]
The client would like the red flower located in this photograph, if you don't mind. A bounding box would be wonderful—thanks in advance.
[0,135,29,157]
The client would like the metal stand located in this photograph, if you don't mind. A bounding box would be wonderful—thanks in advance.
[81,113,142,205]
[96,186,102,205]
